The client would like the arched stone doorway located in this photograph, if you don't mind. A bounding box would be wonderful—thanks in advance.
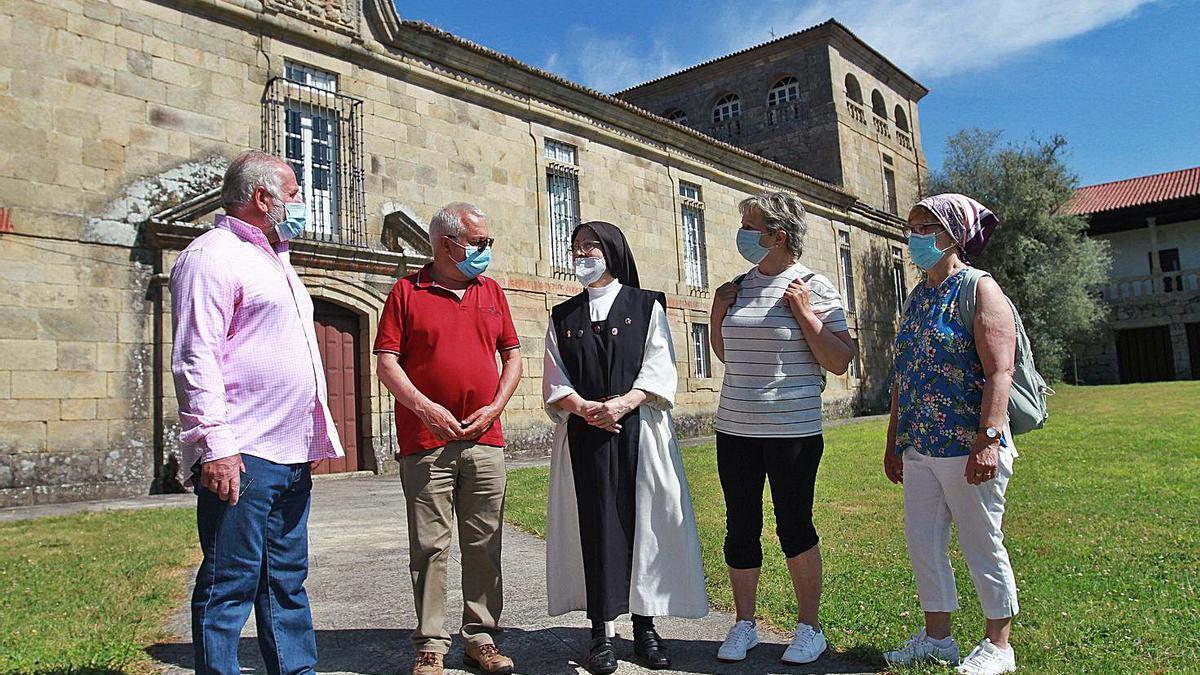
[313,299,365,474]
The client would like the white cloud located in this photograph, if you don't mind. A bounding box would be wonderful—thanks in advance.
[560,28,685,94]
[727,0,1157,79]
[548,0,1156,91]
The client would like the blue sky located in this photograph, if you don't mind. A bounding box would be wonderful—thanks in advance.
[393,0,1199,187]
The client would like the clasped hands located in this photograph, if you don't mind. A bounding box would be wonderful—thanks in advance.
[415,399,501,442]
[564,391,645,434]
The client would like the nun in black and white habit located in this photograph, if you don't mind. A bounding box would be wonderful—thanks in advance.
[542,221,707,674]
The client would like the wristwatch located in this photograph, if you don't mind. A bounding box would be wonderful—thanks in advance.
[981,426,1001,440]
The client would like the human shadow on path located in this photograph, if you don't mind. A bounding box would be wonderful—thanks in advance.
[147,626,878,674]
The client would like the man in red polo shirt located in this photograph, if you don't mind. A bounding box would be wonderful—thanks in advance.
[373,202,522,675]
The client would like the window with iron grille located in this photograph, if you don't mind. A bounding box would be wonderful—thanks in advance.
[838,228,857,313]
[545,139,580,274]
[262,62,366,247]
[692,323,711,378]
[679,182,708,289]
[892,245,908,316]
[848,354,860,379]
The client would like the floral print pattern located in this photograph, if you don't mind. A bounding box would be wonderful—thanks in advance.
[893,270,987,458]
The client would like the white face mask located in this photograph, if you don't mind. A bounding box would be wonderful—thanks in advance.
[574,256,607,287]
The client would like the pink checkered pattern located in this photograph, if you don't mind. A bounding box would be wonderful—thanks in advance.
[169,215,343,485]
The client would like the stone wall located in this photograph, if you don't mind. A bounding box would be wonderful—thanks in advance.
[0,0,911,505]
[1075,292,1200,384]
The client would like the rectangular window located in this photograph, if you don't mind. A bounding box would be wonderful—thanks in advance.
[848,354,859,379]
[692,323,711,378]
[892,245,908,316]
[545,140,580,274]
[263,62,366,246]
[838,229,857,313]
[1151,248,1183,292]
[680,182,708,289]
[883,167,898,215]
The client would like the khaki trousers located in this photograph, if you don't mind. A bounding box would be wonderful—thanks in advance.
[399,441,506,654]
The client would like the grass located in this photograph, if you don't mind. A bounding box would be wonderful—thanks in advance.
[0,507,198,674]
[505,382,1200,674]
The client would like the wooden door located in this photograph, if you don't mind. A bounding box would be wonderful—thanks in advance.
[313,301,361,474]
[1116,325,1175,384]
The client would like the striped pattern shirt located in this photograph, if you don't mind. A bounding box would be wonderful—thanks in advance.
[716,262,849,438]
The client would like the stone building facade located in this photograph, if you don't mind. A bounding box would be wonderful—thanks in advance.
[0,0,920,506]
[1065,168,1200,384]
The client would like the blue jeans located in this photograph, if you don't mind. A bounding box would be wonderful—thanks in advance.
[191,454,316,675]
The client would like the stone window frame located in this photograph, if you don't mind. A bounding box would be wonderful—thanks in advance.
[664,108,689,125]
[766,76,800,107]
[834,221,858,315]
[678,181,708,291]
[892,244,908,317]
[540,136,583,277]
[691,322,712,379]
[711,94,741,123]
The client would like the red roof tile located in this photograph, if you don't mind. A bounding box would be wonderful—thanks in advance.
[1063,166,1200,216]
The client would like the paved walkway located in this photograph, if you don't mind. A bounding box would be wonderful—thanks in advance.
[131,473,876,675]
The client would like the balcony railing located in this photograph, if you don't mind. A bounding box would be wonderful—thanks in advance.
[1100,268,1200,302]
[845,99,867,125]
[896,130,913,150]
[766,102,802,126]
[873,114,891,138]
[709,118,742,138]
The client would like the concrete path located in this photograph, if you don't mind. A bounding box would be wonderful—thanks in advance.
[135,473,875,675]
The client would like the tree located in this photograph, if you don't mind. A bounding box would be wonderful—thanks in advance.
[928,129,1111,381]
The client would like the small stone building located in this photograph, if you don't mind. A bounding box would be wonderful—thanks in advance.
[1065,167,1200,383]
[0,0,923,505]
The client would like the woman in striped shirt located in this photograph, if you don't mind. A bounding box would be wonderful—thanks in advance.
[709,192,855,666]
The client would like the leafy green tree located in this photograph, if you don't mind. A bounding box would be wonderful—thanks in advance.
[928,129,1111,380]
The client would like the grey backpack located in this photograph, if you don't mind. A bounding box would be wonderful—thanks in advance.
[958,268,1051,435]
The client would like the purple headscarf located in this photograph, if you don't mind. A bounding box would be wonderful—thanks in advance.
[911,193,1000,258]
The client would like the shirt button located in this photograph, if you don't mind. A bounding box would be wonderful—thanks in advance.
[611,327,619,335]
[624,318,632,325]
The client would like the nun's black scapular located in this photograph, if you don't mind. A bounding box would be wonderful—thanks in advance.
[551,221,664,624]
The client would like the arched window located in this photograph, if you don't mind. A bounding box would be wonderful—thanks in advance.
[844,73,863,103]
[767,77,800,107]
[664,108,688,125]
[712,94,741,123]
[894,105,909,132]
[871,90,887,118]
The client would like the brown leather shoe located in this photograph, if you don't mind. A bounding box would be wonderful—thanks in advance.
[412,651,443,675]
[464,643,514,674]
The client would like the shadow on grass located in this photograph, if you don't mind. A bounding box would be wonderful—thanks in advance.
[148,626,880,674]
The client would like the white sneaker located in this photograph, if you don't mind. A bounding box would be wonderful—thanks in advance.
[957,638,1016,675]
[781,622,827,664]
[883,629,961,666]
[717,619,759,662]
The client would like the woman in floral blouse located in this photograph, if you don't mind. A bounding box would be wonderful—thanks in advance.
[882,194,1021,675]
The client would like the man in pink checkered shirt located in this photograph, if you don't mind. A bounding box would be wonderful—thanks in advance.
[170,150,343,675]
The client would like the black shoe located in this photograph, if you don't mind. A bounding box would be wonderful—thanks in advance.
[587,635,618,675]
[634,629,671,670]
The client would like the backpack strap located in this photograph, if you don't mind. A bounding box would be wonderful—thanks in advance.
[958,267,992,336]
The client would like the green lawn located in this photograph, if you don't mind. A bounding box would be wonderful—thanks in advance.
[0,508,197,674]
[505,383,1200,674]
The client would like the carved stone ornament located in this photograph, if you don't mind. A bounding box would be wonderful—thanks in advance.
[265,0,360,36]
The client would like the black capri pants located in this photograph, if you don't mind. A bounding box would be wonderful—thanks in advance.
[716,431,824,569]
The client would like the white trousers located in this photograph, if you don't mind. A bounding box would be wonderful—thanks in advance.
[902,445,1020,619]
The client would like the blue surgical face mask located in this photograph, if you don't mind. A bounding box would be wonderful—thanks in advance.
[269,195,307,241]
[736,228,771,264]
[449,238,492,278]
[908,232,952,270]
